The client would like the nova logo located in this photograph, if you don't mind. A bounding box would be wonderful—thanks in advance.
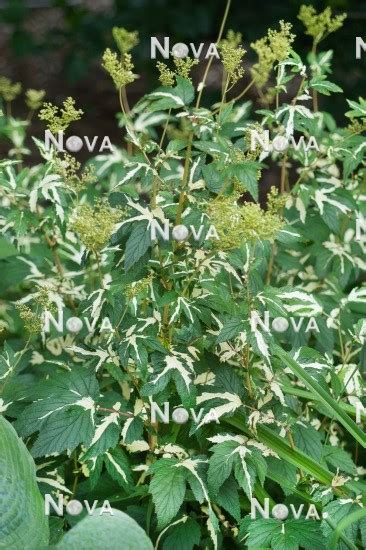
[356,37,366,59]
[43,310,114,334]
[151,402,220,425]
[251,498,325,520]
[250,130,319,153]
[44,131,113,153]
[150,221,219,242]
[250,311,319,334]
[45,495,113,516]
[150,37,219,59]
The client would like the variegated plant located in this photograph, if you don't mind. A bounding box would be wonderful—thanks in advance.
[0,4,365,550]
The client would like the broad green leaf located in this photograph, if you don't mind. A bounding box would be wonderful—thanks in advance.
[0,235,17,259]
[56,509,153,550]
[0,415,49,549]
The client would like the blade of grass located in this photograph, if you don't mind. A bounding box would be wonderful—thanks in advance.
[273,345,366,448]
[281,384,366,421]
[328,508,366,550]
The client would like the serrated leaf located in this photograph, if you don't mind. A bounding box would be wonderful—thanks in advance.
[149,458,187,529]
[124,222,151,270]
[162,517,201,550]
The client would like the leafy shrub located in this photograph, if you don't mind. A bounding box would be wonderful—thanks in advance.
[0,3,365,549]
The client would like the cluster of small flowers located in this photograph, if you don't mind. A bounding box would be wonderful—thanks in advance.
[70,200,123,253]
[298,5,346,45]
[39,97,83,133]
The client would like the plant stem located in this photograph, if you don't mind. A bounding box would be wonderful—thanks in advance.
[195,0,231,108]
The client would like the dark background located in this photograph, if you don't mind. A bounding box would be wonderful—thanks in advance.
[0,0,365,153]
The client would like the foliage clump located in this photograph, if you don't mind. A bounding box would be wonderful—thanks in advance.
[0,4,365,550]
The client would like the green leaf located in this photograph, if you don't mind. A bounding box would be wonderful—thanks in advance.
[323,446,357,475]
[125,222,151,271]
[207,441,236,495]
[202,163,226,194]
[162,517,201,550]
[310,77,343,96]
[148,77,194,111]
[104,447,133,488]
[0,415,49,549]
[216,477,241,522]
[292,423,323,462]
[247,519,325,550]
[225,162,259,201]
[149,458,187,529]
[0,235,17,259]
[215,316,243,343]
[15,366,99,457]
[56,509,153,550]
[329,508,366,550]
[345,97,366,118]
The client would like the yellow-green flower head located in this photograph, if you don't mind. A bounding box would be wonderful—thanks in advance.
[25,89,46,111]
[102,48,136,89]
[55,153,96,193]
[220,30,243,50]
[16,303,43,334]
[250,37,274,88]
[207,197,283,250]
[219,31,246,87]
[298,5,346,44]
[0,77,22,102]
[124,273,154,299]
[71,199,122,253]
[173,56,198,83]
[38,97,83,133]
[267,20,295,62]
[251,21,295,88]
[157,62,175,87]
[112,27,139,54]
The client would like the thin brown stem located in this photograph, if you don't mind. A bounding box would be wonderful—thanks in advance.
[195,0,231,108]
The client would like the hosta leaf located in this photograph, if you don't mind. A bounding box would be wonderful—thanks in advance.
[0,415,49,549]
[56,509,153,550]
